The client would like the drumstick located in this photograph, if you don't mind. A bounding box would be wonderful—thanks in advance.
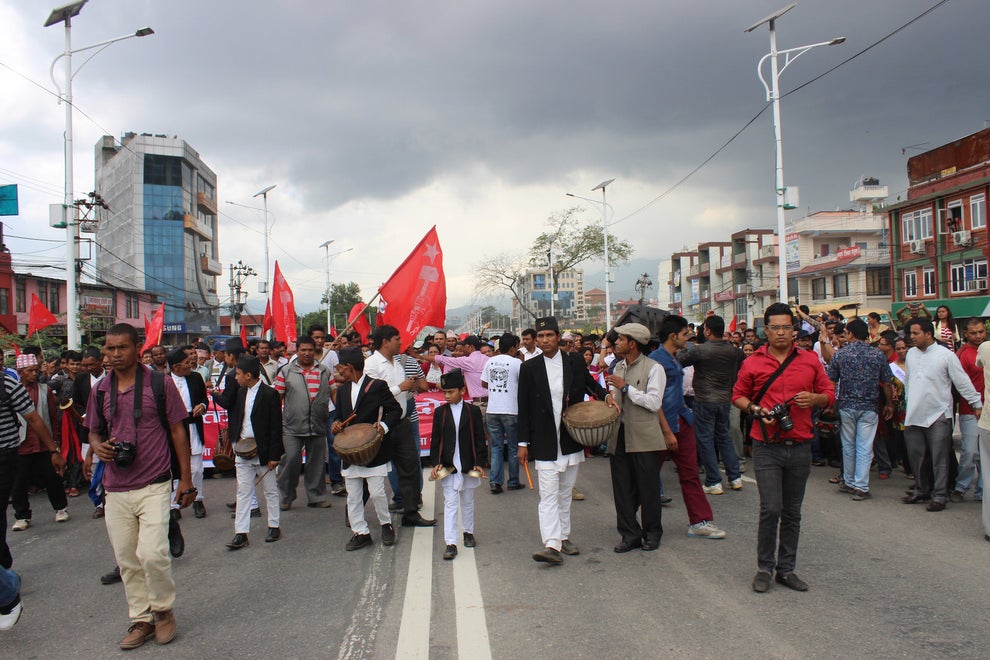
[523,460,534,489]
[254,467,274,487]
[339,412,357,429]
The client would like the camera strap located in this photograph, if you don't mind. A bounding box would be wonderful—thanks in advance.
[109,366,145,444]
[752,348,799,444]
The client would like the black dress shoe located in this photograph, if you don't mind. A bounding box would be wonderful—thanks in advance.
[100,566,122,585]
[532,547,563,564]
[168,510,185,558]
[264,527,281,543]
[463,532,476,548]
[613,538,642,553]
[752,571,772,593]
[490,483,503,494]
[641,538,660,551]
[193,501,206,518]
[381,524,396,546]
[443,544,458,560]
[345,534,373,551]
[926,501,946,512]
[902,493,931,504]
[226,533,249,550]
[775,573,809,591]
[506,483,525,490]
[226,502,236,510]
[560,539,580,556]
[401,513,436,527]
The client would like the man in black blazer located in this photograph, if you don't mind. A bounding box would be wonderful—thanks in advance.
[166,347,210,519]
[518,316,616,565]
[225,356,284,550]
[332,348,403,551]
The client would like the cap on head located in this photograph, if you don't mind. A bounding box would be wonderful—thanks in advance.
[535,316,560,334]
[613,322,651,345]
[440,368,465,390]
[15,354,38,370]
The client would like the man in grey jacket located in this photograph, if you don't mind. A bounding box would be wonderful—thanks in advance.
[678,314,744,494]
[273,336,334,509]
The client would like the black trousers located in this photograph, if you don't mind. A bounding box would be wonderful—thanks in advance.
[609,429,662,545]
[0,448,19,569]
[11,451,67,520]
[390,418,423,516]
[753,441,811,575]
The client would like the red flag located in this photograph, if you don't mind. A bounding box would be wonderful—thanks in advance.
[728,315,738,333]
[240,324,248,348]
[377,226,446,350]
[27,293,58,337]
[12,344,20,357]
[348,303,371,341]
[140,303,165,355]
[329,324,337,339]
[261,299,273,338]
[270,261,298,343]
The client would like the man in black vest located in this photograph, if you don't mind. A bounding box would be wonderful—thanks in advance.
[518,316,614,565]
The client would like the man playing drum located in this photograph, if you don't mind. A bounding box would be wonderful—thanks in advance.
[332,348,403,551]
[518,317,616,565]
[604,323,667,553]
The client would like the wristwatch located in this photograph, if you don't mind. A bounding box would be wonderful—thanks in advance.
[621,384,629,394]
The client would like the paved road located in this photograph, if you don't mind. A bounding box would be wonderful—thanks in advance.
[4,457,989,658]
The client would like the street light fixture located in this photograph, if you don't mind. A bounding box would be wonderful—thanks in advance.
[746,2,844,300]
[46,0,154,348]
[568,177,616,328]
[319,243,353,332]
[253,184,277,295]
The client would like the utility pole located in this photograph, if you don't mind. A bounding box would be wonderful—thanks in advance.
[228,261,256,334]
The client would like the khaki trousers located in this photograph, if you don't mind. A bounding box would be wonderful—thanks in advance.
[105,480,175,623]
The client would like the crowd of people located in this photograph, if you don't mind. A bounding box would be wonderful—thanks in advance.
[0,301,987,645]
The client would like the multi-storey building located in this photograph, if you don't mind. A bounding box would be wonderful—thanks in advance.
[513,266,585,325]
[887,127,990,322]
[95,133,222,341]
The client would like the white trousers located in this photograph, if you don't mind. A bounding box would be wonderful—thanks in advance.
[537,463,579,551]
[345,475,391,536]
[441,481,477,546]
[170,454,204,510]
[235,456,279,534]
[981,429,990,537]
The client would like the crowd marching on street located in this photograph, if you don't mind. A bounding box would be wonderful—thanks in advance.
[0,301,988,650]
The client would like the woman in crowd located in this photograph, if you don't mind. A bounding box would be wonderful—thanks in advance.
[934,305,958,348]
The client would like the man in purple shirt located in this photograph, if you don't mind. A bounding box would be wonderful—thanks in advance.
[425,335,489,400]
[87,324,195,651]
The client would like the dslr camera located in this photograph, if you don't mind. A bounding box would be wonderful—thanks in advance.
[763,397,796,433]
[109,440,137,468]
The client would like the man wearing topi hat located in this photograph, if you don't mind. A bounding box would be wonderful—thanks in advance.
[604,323,666,553]
[9,354,69,533]
[518,316,615,565]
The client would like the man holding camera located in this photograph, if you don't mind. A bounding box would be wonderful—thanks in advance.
[733,303,834,594]
[87,324,196,650]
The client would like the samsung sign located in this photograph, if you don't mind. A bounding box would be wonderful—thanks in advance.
[163,323,186,333]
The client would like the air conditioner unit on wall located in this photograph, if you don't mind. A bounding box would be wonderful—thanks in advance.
[909,240,926,255]
[966,279,987,292]
[953,230,972,247]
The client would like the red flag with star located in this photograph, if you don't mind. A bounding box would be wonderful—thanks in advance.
[377,226,446,350]
[27,293,58,337]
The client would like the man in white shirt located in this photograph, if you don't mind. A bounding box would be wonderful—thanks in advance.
[364,325,435,527]
[902,318,982,511]
[481,334,523,493]
[519,328,542,361]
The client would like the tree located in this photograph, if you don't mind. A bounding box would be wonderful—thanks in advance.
[323,281,363,317]
[473,253,539,321]
[527,207,635,298]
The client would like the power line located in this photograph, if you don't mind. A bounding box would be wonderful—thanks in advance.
[609,0,954,229]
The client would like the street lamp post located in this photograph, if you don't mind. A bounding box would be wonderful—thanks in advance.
[319,242,353,335]
[253,184,276,295]
[45,0,153,348]
[635,272,653,305]
[746,2,844,299]
[567,178,616,328]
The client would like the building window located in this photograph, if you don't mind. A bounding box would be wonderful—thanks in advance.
[734,297,748,316]
[902,208,933,242]
[950,259,989,294]
[36,281,47,309]
[14,280,24,313]
[0,289,8,316]
[820,243,830,257]
[866,268,890,296]
[49,284,59,313]
[832,274,849,297]
[922,268,936,296]
[532,274,545,290]
[812,278,827,300]
[972,194,986,229]
[903,271,917,297]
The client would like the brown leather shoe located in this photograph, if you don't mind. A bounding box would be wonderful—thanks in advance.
[153,609,177,645]
[119,621,155,650]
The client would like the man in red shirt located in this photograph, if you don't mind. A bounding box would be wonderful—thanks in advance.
[951,318,985,503]
[733,303,835,594]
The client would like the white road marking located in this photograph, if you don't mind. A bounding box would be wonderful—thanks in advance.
[337,544,389,660]
[395,471,436,659]
[453,509,492,660]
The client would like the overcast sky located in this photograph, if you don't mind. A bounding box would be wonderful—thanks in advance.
[1,0,987,316]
